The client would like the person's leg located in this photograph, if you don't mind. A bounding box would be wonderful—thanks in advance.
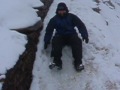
[51,36,64,68]
[69,35,84,71]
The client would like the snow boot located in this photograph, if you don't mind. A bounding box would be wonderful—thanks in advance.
[49,63,62,70]
[75,64,84,72]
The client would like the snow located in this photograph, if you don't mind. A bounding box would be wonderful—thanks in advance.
[0,27,27,74]
[0,0,43,29]
[30,0,120,90]
[0,0,120,89]
[0,0,43,89]
[23,0,43,8]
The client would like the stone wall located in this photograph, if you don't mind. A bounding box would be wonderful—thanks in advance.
[2,0,53,90]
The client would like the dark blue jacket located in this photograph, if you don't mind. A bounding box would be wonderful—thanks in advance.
[44,13,88,43]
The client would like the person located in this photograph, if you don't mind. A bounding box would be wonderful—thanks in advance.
[44,2,89,72]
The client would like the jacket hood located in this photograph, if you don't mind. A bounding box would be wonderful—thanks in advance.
[56,2,69,15]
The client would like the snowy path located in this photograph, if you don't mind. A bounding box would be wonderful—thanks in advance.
[30,0,120,90]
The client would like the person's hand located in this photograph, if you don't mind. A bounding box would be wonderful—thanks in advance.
[44,42,50,49]
[82,37,89,43]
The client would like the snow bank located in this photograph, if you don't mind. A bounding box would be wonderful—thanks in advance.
[0,0,43,29]
[0,0,43,75]
[0,27,27,74]
[23,0,43,8]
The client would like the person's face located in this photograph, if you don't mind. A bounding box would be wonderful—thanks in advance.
[58,10,66,16]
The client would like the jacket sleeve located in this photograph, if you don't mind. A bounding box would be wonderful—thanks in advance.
[44,18,55,43]
[72,14,88,38]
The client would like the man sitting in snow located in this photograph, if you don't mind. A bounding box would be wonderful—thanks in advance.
[44,2,89,72]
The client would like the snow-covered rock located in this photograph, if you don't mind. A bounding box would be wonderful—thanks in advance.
[0,0,43,29]
[0,0,43,89]
[22,0,43,8]
[0,27,27,74]
[0,0,43,75]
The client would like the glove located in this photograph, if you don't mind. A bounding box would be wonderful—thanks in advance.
[44,42,50,49]
[82,37,89,43]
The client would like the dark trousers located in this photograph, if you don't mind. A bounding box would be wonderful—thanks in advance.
[51,35,82,66]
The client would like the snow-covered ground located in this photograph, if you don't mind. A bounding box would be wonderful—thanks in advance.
[0,0,43,89]
[30,0,120,90]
